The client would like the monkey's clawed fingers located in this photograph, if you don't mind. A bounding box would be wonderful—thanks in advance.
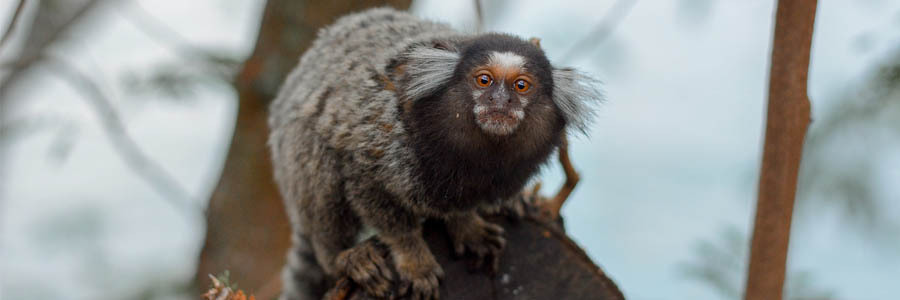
[478,188,538,220]
[396,257,444,300]
[335,243,395,299]
[398,270,442,300]
[448,215,507,274]
[504,192,532,219]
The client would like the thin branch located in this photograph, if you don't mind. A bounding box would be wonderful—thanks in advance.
[560,0,637,63]
[114,0,237,80]
[744,1,817,299]
[0,0,26,51]
[0,113,78,144]
[0,0,103,105]
[473,0,484,33]
[537,136,580,220]
[14,0,102,66]
[38,55,199,214]
[115,1,211,61]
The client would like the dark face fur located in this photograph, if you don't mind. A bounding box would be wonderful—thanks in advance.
[401,34,567,209]
[412,34,564,158]
[457,35,558,137]
[461,38,555,136]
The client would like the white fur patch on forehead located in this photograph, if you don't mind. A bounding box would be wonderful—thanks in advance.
[488,51,526,69]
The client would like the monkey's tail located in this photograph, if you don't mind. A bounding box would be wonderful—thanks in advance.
[280,233,329,300]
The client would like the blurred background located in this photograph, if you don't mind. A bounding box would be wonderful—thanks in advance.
[1,0,899,299]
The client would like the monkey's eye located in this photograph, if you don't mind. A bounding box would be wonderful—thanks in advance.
[514,79,530,93]
[475,74,493,88]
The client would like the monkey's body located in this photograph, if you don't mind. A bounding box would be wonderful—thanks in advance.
[269,8,599,300]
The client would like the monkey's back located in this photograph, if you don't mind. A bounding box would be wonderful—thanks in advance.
[268,8,458,219]
[270,8,454,131]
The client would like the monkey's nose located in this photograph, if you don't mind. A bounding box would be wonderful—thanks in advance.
[488,95,511,104]
[485,88,513,108]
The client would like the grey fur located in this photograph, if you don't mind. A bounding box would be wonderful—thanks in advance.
[402,47,461,101]
[268,7,601,300]
[552,68,603,134]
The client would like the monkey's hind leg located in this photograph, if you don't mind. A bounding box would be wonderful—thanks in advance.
[306,197,361,276]
[279,140,360,299]
[280,233,328,300]
[347,183,444,300]
[309,195,394,298]
[280,181,356,299]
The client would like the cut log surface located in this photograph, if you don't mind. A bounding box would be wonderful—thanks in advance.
[326,214,625,300]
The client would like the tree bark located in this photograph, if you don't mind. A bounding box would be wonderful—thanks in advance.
[325,214,625,300]
[194,0,413,294]
[744,1,817,299]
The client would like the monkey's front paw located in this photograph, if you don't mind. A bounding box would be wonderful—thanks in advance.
[395,253,444,300]
[335,243,394,299]
[447,214,506,273]
[479,189,538,220]
[501,193,531,219]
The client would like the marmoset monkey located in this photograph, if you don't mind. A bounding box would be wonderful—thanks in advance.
[269,7,601,300]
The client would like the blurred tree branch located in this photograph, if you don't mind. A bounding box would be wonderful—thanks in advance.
[108,0,241,101]
[37,55,196,212]
[0,0,198,216]
[0,0,27,51]
[745,1,817,300]
[0,113,75,144]
[1,0,102,104]
[473,0,484,33]
[796,48,900,235]
[116,0,240,80]
[117,1,217,62]
[2,0,103,165]
[560,0,637,63]
[682,226,834,300]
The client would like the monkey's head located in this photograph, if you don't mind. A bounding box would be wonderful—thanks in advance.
[454,34,554,136]
[399,33,600,156]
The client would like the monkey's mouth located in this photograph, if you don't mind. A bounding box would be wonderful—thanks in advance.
[474,107,523,136]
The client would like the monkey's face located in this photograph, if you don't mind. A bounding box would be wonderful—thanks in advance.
[467,51,536,136]
[435,34,559,145]
[404,33,595,156]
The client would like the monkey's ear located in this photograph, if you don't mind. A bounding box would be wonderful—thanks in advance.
[552,68,603,135]
[432,40,458,51]
[402,39,461,101]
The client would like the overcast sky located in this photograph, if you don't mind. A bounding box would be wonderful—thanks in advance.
[2,1,899,299]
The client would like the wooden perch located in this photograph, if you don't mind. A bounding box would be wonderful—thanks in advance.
[322,214,623,300]
[319,141,620,300]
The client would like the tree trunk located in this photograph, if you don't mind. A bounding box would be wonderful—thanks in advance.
[744,1,817,299]
[194,0,413,294]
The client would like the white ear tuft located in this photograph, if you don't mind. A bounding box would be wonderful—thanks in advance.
[552,68,603,135]
[402,44,460,101]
